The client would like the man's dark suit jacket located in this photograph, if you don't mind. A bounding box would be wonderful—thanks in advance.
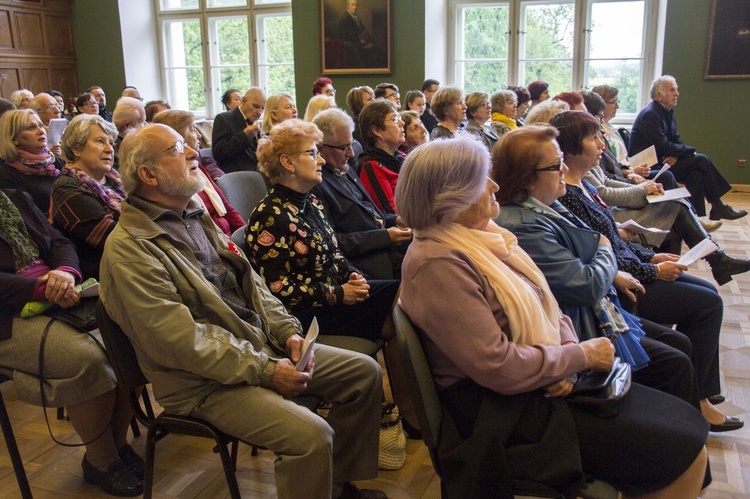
[212,107,259,173]
[628,100,696,160]
[311,163,399,279]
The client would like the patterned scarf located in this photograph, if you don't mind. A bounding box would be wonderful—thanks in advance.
[491,112,518,130]
[0,190,40,271]
[61,164,125,214]
[6,148,59,176]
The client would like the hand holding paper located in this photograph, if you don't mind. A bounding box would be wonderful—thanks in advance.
[296,317,319,372]
[677,238,718,266]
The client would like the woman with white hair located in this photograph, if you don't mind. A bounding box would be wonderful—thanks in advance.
[396,135,709,498]
[50,114,123,280]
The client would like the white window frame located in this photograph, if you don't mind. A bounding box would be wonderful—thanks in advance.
[156,0,292,118]
[449,0,663,123]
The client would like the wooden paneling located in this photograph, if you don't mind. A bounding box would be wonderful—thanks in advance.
[0,9,13,49]
[15,12,43,51]
[45,13,70,54]
[0,0,76,96]
[0,66,19,98]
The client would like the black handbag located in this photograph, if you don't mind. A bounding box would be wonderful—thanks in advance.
[44,296,98,332]
[568,357,631,418]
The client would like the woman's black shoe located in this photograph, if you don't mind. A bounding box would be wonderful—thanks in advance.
[82,455,143,497]
[709,416,744,433]
[707,394,726,405]
[401,418,422,440]
[118,444,145,479]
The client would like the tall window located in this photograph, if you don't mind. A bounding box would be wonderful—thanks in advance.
[158,0,293,118]
[452,0,660,120]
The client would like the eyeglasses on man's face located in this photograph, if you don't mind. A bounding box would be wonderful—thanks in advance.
[163,140,186,155]
[321,142,353,152]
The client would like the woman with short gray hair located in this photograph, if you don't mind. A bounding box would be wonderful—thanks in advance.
[463,91,498,152]
[490,89,518,138]
[50,114,123,279]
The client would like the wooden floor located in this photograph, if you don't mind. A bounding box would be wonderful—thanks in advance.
[1,191,750,498]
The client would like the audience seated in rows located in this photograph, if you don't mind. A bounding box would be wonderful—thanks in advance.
[246,119,400,344]
[102,123,386,499]
[396,135,709,498]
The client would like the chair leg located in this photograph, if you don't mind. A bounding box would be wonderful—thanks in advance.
[130,415,141,438]
[215,439,241,499]
[0,394,32,499]
[230,439,238,471]
[143,425,158,499]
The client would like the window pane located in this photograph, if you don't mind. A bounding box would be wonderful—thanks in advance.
[463,6,509,60]
[207,0,247,7]
[522,3,575,59]
[166,68,206,113]
[463,61,508,94]
[586,59,640,113]
[214,17,250,65]
[163,19,203,69]
[160,0,198,11]
[254,0,289,4]
[522,60,572,96]
[266,65,295,95]
[215,66,252,95]
[258,14,295,94]
[261,15,294,64]
[589,1,644,59]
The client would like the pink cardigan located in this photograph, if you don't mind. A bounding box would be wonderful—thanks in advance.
[400,236,586,393]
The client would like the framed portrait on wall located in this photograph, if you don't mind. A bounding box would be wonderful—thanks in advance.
[705,0,750,79]
[320,0,391,75]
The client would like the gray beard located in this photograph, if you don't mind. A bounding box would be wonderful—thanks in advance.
[157,168,206,198]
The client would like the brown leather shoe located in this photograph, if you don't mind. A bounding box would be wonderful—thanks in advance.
[336,482,388,499]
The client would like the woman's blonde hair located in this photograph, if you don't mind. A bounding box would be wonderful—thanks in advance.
[261,93,295,134]
[256,119,323,183]
[303,94,336,122]
[0,109,40,162]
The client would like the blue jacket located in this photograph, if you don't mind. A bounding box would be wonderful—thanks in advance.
[495,203,617,341]
[628,100,696,160]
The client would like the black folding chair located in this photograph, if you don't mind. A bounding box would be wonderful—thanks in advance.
[0,375,33,499]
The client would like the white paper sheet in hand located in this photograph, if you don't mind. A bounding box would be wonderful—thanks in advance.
[296,317,319,372]
[616,219,669,235]
[47,118,68,145]
[628,145,658,169]
[647,187,691,203]
[650,164,671,182]
[677,238,717,266]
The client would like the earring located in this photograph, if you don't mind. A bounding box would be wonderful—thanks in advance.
[291,170,296,178]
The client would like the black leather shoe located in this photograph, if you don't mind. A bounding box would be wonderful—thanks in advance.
[336,482,388,499]
[118,444,145,479]
[708,394,726,405]
[82,455,143,497]
[707,250,750,285]
[709,416,744,432]
[709,204,748,221]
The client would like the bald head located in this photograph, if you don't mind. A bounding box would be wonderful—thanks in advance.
[30,93,61,125]
[240,88,266,122]
[121,87,142,100]
[113,96,146,135]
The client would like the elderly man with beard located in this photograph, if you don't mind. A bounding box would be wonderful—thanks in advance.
[100,124,385,499]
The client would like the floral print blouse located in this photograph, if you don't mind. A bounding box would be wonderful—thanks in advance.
[245,184,357,310]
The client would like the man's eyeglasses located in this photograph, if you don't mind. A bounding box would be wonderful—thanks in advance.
[321,143,353,152]
[536,162,564,172]
[163,141,186,155]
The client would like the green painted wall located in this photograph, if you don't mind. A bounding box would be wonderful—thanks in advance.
[663,0,750,184]
[291,0,426,110]
[71,0,126,103]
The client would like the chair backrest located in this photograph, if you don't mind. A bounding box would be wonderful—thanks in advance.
[392,305,443,477]
[96,301,155,425]
[215,171,268,222]
[348,139,363,174]
[617,127,631,150]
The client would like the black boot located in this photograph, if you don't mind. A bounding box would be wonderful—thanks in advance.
[672,204,712,247]
[706,250,750,285]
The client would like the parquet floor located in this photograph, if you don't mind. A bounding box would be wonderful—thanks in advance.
[1,191,750,498]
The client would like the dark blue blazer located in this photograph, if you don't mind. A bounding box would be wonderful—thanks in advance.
[628,100,696,160]
[310,163,399,279]
[211,107,259,173]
